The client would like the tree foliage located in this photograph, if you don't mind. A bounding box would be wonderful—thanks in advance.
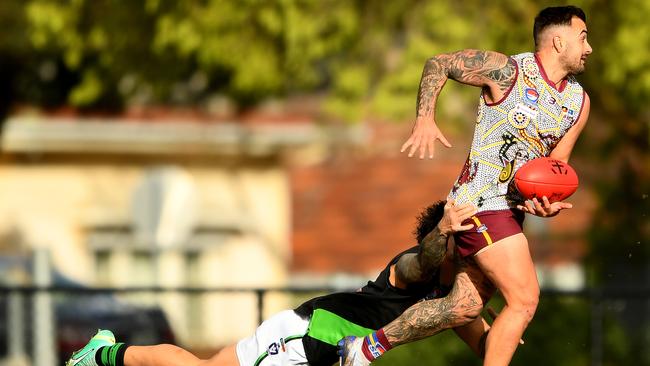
[2,1,649,121]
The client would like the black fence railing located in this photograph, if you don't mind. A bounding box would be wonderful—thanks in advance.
[0,285,342,325]
[2,285,648,323]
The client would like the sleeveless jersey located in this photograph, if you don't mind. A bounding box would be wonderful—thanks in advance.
[293,246,449,366]
[448,52,586,211]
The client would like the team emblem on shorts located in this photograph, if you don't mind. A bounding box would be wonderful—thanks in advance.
[268,342,279,355]
[476,224,488,233]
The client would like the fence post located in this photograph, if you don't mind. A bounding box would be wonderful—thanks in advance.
[7,289,27,364]
[256,289,265,325]
[33,248,57,366]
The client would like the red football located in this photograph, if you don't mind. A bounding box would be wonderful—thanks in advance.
[514,157,579,202]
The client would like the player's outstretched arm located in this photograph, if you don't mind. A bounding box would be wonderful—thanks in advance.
[385,251,495,347]
[402,49,517,159]
[383,270,485,346]
[394,201,476,287]
[338,249,494,365]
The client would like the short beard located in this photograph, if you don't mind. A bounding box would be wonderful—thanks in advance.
[561,53,586,76]
[567,63,586,76]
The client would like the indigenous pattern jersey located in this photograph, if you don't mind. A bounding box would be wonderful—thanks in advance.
[448,52,585,211]
[293,246,449,366]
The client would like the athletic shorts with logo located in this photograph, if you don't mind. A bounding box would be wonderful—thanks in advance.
[236,310,310,366]
[454,209,525,257]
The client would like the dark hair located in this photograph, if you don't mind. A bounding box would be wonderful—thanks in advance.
[414,200,446,244]
[533,6,587,48]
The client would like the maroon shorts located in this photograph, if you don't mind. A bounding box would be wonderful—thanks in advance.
[454,209,525,257]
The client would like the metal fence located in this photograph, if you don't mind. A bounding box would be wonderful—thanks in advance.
[1,286,648,366]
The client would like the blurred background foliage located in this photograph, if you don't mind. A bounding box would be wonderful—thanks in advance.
[0,0,648,121]
[2,0,647,119]
[0,0,647,364]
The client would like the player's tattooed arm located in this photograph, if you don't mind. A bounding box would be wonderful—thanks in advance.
[416,49,516,118]
[394,226,448,285]
[383,271,484,346]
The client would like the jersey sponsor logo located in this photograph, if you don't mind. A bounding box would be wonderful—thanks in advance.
[524,88,539,103]
[561,105,576,124]
[516,103,538,119]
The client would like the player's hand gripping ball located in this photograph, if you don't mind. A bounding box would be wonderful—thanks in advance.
[514,157,579,202]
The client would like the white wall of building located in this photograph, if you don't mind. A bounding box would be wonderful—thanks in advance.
[0,163,291,347]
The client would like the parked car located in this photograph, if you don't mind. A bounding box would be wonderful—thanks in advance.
[56,295,176,363]
[0,255,176,364]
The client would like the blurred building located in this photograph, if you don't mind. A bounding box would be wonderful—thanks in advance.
[0,111,340,348]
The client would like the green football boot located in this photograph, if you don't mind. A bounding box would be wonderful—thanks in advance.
[66,329,116,366]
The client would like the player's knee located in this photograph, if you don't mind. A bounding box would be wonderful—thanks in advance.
[509,290,539,323]
[504,280,539,309]
[524,292,539,320]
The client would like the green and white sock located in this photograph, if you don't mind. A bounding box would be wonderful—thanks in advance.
[95,343,127,366]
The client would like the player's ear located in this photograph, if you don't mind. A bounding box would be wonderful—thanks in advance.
[553,35,564,52]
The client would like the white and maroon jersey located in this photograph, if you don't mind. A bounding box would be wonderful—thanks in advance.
[448,52,586,212]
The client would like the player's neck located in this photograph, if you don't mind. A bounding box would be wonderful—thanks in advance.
[534,51,568,89]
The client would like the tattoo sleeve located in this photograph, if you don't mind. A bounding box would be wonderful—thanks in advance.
[416,49,517,118]
[394,226,448,286]
[383,271,485,346]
